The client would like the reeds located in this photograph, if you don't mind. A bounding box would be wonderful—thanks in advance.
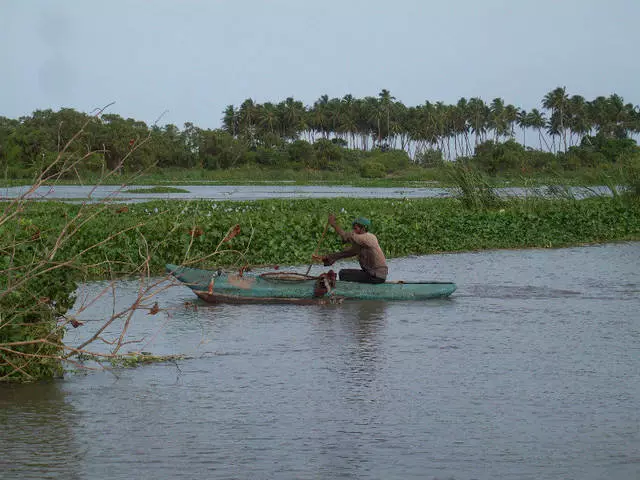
[446,163,502,210]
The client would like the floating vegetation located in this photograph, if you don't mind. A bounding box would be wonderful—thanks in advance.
[108,353,188,369]
[69,352,189,371]
[5,196,640,280]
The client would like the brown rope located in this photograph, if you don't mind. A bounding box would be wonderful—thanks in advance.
[305,220,330,275]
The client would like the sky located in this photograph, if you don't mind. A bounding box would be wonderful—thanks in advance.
[1,0,639,129]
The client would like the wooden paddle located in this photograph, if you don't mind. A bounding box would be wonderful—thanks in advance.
[305,220,330,275]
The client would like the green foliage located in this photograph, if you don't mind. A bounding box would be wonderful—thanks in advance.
[2,86,640,181]
[562,134,640,169]
[523,149,558,171]
[2,98,638,185]
[254,146,288,167]
[287,140,314,166]
[1,207,78,381]
[446,164,502,210]
[0,317,65,381]
[365,150,411,173]
[109,353,186,368]
[617,154,640,198]
[415,148,445,167]
[6,195,639,277]
[360,161,386,178]
[473,139,526,173]
[312,139,343,170]
[201,130,249,169]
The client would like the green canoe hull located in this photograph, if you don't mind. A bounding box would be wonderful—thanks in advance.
[166,264,456,304]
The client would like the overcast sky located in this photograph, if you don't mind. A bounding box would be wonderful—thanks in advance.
[1,0,638,129]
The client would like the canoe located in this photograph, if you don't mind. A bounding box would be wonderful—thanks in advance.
[166,264,456,304]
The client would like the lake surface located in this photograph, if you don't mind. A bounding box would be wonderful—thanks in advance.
[0,184,617,202]
[1,242,639,480]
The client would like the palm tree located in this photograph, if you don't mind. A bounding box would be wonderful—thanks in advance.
[567,95,591,146]
[378,89,395,146]
[339,94,359,148]
[606,94,634,138]
[352,98,372,150]
[326,97,342,140]
[517,109,529,148]
[222,105,238,137]
[587,96,609,137]
[542,86,570,152]
[434,102,453,158]
[278,97,306,140]
[393,102,411,152]
[452,98,470,156]
[257,102,278,138]
[526,109,549,151]
[468,97,489,147]
[504,104,518,139]
[489,98,509,141]
[361,96,381,150]
[309,94,330,140]
[238,99,258,145]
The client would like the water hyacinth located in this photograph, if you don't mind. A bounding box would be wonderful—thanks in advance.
[5,196,638,277]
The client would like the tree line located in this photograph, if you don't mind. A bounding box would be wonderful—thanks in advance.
[1,86,639,179]
[222,87,639,157]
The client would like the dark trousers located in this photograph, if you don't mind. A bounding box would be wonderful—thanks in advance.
[338,269,385,284]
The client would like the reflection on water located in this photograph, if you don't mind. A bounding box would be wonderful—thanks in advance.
[1,242,639,480]
[320,301,388,391]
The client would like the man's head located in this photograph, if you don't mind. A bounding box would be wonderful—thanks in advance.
[352,217,371,233]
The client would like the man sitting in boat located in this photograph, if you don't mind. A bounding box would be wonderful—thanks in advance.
[315,214,388,284]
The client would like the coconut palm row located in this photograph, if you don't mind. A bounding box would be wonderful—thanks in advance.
[222,87,640,159]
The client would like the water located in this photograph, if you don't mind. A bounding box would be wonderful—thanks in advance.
[0,184,617,202]
[1,184,450,202]
[1,242,639,480]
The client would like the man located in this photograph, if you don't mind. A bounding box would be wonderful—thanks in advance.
[315,214,388,284]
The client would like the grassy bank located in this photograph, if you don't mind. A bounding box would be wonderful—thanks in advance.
[0,166,444,187]
[2,164,636,188]
[6,195,640,277]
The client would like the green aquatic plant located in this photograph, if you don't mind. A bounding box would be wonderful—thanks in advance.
[8,195,640,277]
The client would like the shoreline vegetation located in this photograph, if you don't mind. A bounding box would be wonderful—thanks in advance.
[2,87,639,189]
[2,87,640,381]
[2,165,637,189]
[5,195,640,276]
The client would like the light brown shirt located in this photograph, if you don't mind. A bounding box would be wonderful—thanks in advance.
[326,231,388,280]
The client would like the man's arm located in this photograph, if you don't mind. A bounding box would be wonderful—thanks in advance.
[328,213,349,242]
[311,213,358,266]
[318,245,359,266]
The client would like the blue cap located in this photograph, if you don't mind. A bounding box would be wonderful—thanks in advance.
[352,217,371,230]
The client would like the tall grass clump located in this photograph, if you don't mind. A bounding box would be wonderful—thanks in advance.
[446,163,502,210]
[620,154,640,198]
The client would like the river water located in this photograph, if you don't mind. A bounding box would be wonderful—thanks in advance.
[0,184,617,202]
[1,242,639,480]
